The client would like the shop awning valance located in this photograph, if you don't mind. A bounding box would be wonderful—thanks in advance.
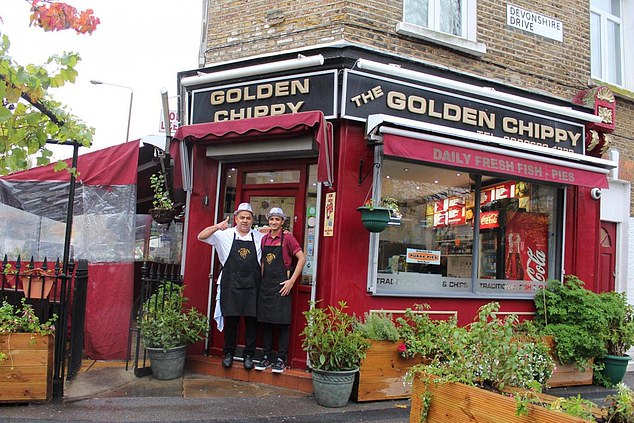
[173,111,333,186]
[366,114,613,189]
[382,132,609,189]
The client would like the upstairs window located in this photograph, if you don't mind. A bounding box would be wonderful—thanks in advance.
[398,0,486,56]
[590,0,632,90]
[404,0,465,37]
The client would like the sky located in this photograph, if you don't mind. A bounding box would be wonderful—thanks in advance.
[0,0,203,159]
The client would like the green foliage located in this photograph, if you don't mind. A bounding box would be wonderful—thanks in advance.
[601,291,634,357]
[534,275,609,367]
[395,304,457,360]
[0,298,57,336]
[0,32,94,175]
[138,282,208,351]
[408,302,554,392]
[545,395,596,420]
[150,172,173,210]
[357,311,399,341]
[300,300,371,371]
[605,383,634,422]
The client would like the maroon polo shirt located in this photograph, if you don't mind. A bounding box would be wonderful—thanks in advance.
[261,231,302,269]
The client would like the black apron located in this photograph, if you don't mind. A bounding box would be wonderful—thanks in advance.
[220,232,260,317]
[258,232,292,324]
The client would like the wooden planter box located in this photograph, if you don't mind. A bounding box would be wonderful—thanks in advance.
[0,333,54,403]
[543,336,594,387]
[352,340,419,402]
[410,375,599,423]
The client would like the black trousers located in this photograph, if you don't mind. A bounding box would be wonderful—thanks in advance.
[223,316,257,357]
[260,322,290,361]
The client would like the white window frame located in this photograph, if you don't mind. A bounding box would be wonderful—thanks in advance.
[397,0,486,57]
[590,0,633,91]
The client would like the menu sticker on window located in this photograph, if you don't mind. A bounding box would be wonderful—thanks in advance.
[406,248,441,265]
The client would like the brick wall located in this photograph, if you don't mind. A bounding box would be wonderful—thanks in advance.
[203,0,634,215]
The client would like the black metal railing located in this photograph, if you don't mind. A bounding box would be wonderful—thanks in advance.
[127,261,183,377]
[0,255,88,399]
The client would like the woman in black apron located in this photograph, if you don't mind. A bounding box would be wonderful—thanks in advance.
[257,230,293,373]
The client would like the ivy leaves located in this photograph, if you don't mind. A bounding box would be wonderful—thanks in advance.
[0,32,94,175]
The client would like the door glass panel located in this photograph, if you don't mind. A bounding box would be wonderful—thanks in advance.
[249,196,296,231]
[244,170,300,184]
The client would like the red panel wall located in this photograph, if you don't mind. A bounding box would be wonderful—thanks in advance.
[563,185,601,291]
[182,145,220,354]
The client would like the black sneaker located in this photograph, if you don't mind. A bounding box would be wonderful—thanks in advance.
[255,356,271,371]
[271,358,286,374]
[243,355,255,370]
[222,353,233,368]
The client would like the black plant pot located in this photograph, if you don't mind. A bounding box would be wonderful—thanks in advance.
[150,208,177,224]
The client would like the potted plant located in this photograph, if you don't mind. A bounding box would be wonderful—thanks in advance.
[353,310,412,401]
[357,197,401,233]
[0,298,57,403]
[533,275,607,387]
[149,172,177,224]
[300,300,370,407]
[137,281,208,380]
[597,290,634,385]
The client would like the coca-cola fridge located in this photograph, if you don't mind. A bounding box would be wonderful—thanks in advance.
[503,211,549,283]
[478,211,549,283]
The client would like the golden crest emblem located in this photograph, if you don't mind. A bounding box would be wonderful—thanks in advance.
[265,252,276,264]
[238,247,250,259]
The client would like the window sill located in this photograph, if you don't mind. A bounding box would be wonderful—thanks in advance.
[396,21,487,57]
[589,78,634,102]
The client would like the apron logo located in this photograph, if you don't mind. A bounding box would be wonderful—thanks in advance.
[238,247,251,259]
[265,252,276,264]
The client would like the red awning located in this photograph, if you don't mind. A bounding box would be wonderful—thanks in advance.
[383,133,609,189]
[2,141,141,186]
[173,111,333,185]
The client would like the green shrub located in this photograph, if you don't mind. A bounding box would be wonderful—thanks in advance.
[534,275,608,367]
[300,300,370,371]
[357,311,399,341]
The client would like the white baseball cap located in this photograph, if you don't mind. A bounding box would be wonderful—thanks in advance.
[234,202,254,216]
[266,207,286,219]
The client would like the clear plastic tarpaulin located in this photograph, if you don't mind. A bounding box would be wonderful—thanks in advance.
[0,142,140,263]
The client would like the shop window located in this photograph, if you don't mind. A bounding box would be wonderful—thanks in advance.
[372,160,560,298]
[591,0,633,90]
[397,0,486,56]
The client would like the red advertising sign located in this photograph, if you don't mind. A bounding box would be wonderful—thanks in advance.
[504,212,549,283]
[383,134,609,189]
[480,211,499,229]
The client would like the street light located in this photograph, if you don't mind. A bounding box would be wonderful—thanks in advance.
[90,80,134,142]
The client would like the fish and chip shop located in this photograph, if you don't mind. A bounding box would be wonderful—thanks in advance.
[171,46,618,368]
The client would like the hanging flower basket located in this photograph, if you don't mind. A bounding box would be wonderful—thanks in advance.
[150,208,177,224]
[357,206,391,233]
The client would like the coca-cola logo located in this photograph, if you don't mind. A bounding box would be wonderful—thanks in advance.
[480,211,499,229]
[526,247,546,282]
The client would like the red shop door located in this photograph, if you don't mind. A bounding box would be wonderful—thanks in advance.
[598,221,616,293]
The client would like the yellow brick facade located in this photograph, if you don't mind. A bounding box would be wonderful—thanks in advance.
[202,0,634,214]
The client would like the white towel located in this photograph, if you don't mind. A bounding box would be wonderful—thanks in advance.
[214,278,224,331]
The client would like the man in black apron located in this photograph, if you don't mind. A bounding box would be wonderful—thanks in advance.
[197,202,264,370]
[255,207,306,373]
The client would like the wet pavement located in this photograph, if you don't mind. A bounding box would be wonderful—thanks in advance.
[0,361,411,422]
[0,361,631,422]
